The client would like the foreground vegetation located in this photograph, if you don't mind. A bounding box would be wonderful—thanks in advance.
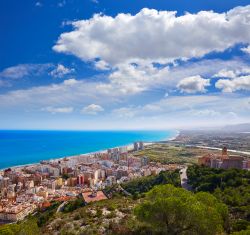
[134,184,229,235]
[1,156,249,235]
[122,170,181,196]
[187,165,250,234]
[0,218,39,235]
[41,184,230,235]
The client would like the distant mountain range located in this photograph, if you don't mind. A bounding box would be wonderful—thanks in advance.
[222,123,250,132]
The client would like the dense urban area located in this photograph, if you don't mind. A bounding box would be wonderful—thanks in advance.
[0,131,250,235]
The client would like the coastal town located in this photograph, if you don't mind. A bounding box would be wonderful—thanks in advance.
[0,141,181,223]
[1,135,250,225]
[2,0,250,233]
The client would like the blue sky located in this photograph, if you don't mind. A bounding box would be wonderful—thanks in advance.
[0,0,250,130]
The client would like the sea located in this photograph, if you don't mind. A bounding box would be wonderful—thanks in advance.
[0,130,177,169]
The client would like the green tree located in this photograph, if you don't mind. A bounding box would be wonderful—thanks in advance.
[134,184,228,235]
[0,219,40,235]
[122,170,180,195]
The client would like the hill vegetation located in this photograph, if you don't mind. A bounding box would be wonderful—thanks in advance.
[1,166,250,235]
[122,170,180,196]
[187,165,250,234]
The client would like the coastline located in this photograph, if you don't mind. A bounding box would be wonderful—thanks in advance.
[0,130,179,172]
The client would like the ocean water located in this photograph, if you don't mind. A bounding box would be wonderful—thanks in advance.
[0,130,177,169]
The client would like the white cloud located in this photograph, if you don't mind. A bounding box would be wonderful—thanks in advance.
[241,45,250,54]
[109,94,249,127]
[0,59,248,113]
[0,79,119,112]
[0,64,52,79]
[42,106,74,114]
[63,78,78,86]
[49,64,74,78]
[0,65,30,79]
[108,63,168,94]
[81,104,104,115]
[216,75,250,92]
[94,60,110,70]
[213,69,236,79]
[177,75,210,93]
[54,6,250,66]
[191,109,221,117]
[0,63,74,84]
[54,4,250,96]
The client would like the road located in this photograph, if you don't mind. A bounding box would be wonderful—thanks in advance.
[180,167,192,191]
[186,145,250,156]
[56,201,68,213]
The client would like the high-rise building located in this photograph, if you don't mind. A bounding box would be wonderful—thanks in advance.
[139,141,144,150]
[133,142,139,151]
[77,174,85,185]
[222,146,228,159]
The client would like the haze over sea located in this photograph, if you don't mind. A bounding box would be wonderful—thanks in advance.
[0,130,177,169]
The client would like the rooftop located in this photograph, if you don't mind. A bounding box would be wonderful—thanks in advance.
[82,191,107,204]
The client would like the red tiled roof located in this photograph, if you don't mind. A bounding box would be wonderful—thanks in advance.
[82,191,107,203]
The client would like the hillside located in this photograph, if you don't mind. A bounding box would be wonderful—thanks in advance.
[1,166,250,235]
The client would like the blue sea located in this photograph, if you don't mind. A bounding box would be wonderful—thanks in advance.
[0,130,177,169]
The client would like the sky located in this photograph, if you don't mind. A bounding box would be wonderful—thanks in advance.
[0,0,250,130]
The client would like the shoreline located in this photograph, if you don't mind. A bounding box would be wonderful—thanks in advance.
[0,130,179,172]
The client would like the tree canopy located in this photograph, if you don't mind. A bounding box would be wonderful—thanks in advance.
[187,165,250,233]
[0,218,40,235]
[134,184,229,235]
[122,170,180,196]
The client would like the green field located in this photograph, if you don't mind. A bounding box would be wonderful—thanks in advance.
[133,143,215,164]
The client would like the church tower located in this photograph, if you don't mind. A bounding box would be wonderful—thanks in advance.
[221,146,228,159]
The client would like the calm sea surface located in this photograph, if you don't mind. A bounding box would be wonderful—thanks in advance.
[0,130,177,169]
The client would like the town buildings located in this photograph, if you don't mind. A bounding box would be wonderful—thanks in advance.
[0,142,178,223]
[198,147,250,170]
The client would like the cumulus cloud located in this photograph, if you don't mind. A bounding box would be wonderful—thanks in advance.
[177,75,210,93]
[81,104,104,115]
[54,6,250,66]
[213,69,236,79]
[216,75,250,92]
[241,45,250,54]
[49,64,74,78]
[0,59,248,113]
[214,66,250,92]
[42,106,74,114]
[108,63,169,94]
[94,60,110,70]
[213,67,250,79]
